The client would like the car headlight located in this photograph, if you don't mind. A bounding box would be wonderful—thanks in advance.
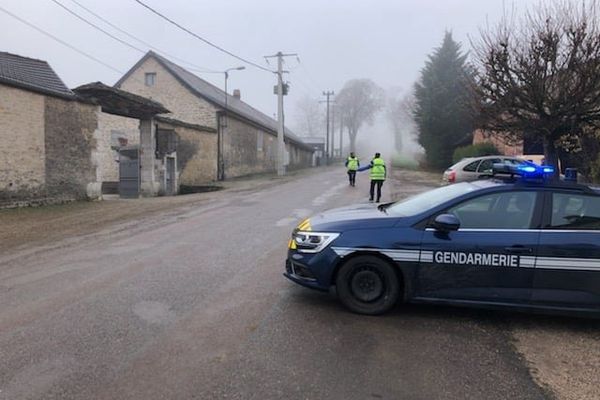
[290,231,340,253]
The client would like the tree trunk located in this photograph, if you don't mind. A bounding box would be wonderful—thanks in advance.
[349,130,357,153]
[543,137,560,176]
[394,122,403,154]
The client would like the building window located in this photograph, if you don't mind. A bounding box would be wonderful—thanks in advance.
[145,72,156,86]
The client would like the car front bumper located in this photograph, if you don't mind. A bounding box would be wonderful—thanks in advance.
[283,248,340,291]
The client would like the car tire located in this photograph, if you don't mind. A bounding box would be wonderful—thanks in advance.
[336,255,401,315]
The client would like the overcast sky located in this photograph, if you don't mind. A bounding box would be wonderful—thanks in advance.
[1,0,540,132]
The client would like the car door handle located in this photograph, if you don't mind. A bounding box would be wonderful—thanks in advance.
[504,246,533,254]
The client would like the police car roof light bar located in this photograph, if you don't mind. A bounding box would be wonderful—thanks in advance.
[492,162,554,182]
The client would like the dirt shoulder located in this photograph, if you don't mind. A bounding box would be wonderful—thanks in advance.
[389,168,441,201]
[390,168,600,400]
[0,167,321,254]
[511,317,600,400]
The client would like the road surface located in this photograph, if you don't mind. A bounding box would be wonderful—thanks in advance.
[0,167,550,400]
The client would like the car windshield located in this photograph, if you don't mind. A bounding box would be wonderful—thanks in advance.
[386,182,478,217]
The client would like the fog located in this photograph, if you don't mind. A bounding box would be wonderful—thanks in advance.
[1,0,541,162]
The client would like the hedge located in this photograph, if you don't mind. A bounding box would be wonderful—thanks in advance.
[452,143,500,163]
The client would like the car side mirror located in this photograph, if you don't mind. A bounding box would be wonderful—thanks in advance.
[433,214,460,232]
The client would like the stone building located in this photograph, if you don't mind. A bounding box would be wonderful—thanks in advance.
[73,82,217,197]
[0,52,100,206]
[115,51,313,180]
[1,50,313,207]
[0,52,211,207]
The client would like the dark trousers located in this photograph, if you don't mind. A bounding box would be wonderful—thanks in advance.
[347,170,356,186]
[369,180,384,202]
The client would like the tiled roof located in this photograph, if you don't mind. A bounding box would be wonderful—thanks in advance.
[116,51,311,150]
[0,52,74,99]
[74,82,169,119]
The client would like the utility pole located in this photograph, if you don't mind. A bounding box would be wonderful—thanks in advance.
[264,51,297,176]
[331,103,336,157]
[339,114,344,157]
[321,90,334,164]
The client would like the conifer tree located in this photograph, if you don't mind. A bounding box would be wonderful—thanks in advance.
[414,32,474,169]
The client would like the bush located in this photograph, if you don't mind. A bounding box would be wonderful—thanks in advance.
[391,154,420,170]
[453,143,500,163]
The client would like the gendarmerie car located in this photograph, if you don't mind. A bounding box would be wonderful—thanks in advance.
[284,164,600,317]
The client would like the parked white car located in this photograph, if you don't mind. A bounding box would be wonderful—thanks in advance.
[443,155,526,183]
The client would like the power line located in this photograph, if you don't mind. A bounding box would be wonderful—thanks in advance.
[0,4,125,76]
[67,0,220,73]
[296,73,322,96]
[296,56,325,93]
[48,0,146,54]
[132,0,275,73]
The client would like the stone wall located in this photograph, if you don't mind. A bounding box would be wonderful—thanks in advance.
[0,85,100,207]
[222,117,312,177]
[94,112,140,184]
[118,57,218,129]
[286,141,313,170]
[223,116,277,178]
[44,97,98,200]
[157,120,217,185]
[0,85,46,198]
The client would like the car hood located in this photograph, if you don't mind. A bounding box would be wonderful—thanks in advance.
[304,203,399,231]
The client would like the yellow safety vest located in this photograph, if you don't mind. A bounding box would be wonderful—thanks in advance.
[370,158,386,180]
[347,156,359,171]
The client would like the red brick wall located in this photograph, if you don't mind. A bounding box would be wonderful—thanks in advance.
[472,129,523,156]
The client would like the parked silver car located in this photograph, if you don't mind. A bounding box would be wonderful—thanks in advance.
[443,155,526,183]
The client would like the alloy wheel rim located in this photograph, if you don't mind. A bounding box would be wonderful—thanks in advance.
[350,267,384,302]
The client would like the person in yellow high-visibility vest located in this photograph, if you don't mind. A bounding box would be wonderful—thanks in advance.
[358,152,386,202]
[344,152,360,186]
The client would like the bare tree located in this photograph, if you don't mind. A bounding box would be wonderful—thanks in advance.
[336,79,385,152]
[293,95,323,137]
[387,90,417,154]
[471,0,600,172]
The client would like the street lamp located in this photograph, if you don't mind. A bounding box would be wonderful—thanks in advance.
[224,66,245,104]
[219,66,245,181]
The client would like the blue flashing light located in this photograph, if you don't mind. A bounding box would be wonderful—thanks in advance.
[518,165,537,174]
[492,162,555,180]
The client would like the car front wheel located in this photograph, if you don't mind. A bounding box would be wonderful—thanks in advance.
[336,255,400,315]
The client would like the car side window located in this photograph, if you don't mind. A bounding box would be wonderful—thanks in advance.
[503,158,522,166]
[477,158,501,173]
[550,193,600,230]
[463,160,480,172]
[447,191,537,229]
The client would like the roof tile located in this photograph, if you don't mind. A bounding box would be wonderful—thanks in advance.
[0,52,74,98]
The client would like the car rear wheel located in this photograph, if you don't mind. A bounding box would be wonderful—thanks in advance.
[336,255,400,315]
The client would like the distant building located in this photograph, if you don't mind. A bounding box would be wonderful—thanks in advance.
[473,129,544,157]
[300,136,325,166]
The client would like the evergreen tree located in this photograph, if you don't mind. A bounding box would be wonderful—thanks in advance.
[414,32,474,170]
